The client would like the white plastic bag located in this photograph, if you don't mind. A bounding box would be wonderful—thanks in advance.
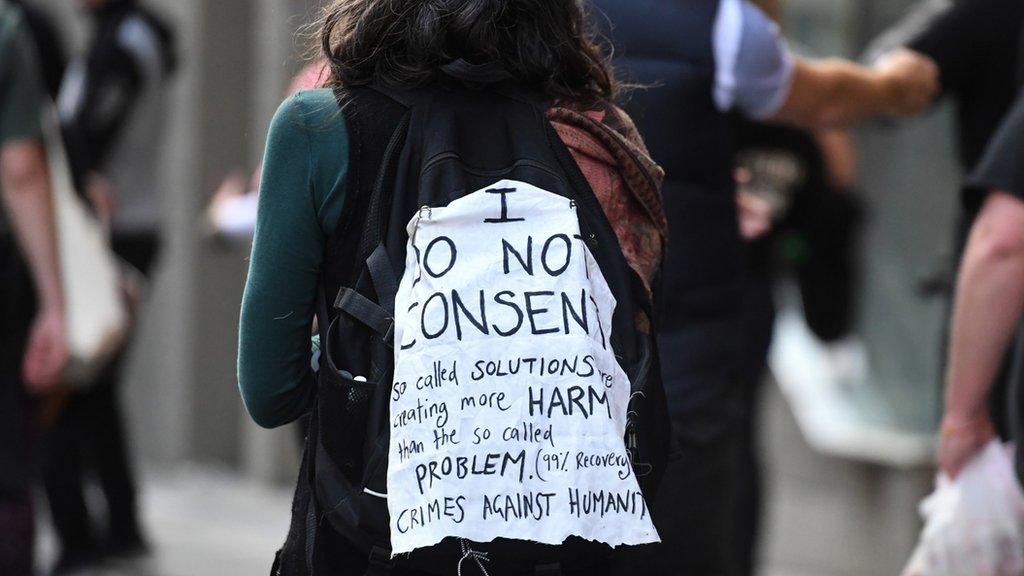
[902,441,1024,576]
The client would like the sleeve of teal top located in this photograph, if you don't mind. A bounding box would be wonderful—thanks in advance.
[0,8,45,144]
[238,89,348,428]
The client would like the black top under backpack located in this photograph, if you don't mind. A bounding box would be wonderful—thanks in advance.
[275,74,670,576]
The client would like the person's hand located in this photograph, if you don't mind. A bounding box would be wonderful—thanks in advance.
[206,171,258,238]
[211,171,249,205]
[938,411,996,479]
[22,305,68,394]
[736,168,773,241]
[874,48,939,117]
[86,172,116,227]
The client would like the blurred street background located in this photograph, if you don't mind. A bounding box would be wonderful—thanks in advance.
[32,384,933,576]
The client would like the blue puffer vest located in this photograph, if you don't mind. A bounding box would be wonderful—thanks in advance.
[594,0,743,416]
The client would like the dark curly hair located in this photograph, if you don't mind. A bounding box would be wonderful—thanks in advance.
[318,0,616,104]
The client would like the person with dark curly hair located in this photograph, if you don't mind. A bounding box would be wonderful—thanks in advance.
[238,1,669,574]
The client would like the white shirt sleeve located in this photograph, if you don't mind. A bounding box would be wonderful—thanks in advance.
[712,0,796,120]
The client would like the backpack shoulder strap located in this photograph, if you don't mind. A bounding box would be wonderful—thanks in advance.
[321,86,409,311]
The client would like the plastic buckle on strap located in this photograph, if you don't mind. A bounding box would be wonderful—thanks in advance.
[334,287,394,346]
[334,287,355,311]
[534,563,562,576]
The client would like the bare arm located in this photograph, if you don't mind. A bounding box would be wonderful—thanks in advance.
[769,50,938,128]
[1,141,61,309]
[815,129,858,189]
[939,192,1024,476]
[0,140,66,390]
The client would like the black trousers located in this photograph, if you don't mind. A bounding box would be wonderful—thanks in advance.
[0,237,39,574]
[730,276,776,576]
[43,232,159,558]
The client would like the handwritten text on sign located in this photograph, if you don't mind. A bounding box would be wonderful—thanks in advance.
[388,180,659,554]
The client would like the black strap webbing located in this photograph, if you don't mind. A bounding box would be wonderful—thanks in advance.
[301,397,320,573]
[304,500,317,570]
[334,288,394,345]
[367,245,399,314]
[364,545,394,576]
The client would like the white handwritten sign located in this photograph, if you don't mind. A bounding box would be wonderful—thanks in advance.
[387,180,659,555]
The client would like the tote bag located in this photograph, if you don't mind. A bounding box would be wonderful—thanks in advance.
[41,106,128,386]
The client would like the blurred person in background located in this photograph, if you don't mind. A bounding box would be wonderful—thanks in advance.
[206,59,329,239]
[731,114,864,576]
[0,1,68,572]
[591,0,937,573]
[43,0,176,572]
[938,91,1024,484]
[904,0,1024,180]
[730,2,864,573]
[869,0,1024,442]
[8,0,67,100]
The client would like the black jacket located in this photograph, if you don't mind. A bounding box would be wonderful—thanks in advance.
[60,0,175,189]
[593,0,743,416]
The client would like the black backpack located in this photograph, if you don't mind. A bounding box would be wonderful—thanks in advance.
[280,75,670,576]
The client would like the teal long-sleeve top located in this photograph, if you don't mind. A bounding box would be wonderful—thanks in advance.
[238,89,348,428]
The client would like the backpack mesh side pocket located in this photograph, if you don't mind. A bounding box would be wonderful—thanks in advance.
[317,316,377,483]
